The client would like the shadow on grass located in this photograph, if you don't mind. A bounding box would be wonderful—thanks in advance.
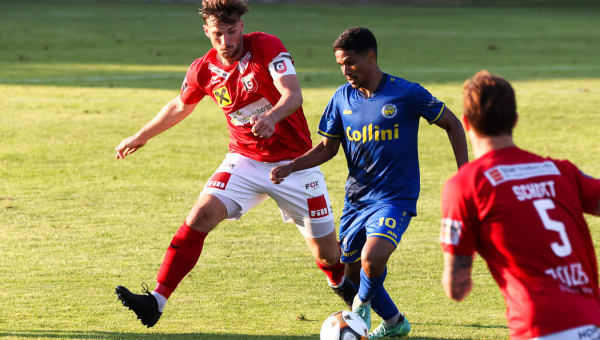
[412,322,508,330]
[0,331,480,340]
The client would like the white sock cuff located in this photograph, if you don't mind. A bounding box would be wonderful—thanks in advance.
[151,291,167,313]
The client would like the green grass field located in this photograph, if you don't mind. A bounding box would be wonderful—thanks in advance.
[1,1,599,339]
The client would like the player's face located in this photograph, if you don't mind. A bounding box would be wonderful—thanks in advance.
[204,17,244,62]
[335,49,374,89]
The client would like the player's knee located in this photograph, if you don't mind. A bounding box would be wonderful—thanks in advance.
[361,254,387,278]
[187,202,226,232]
[315,251,340,268]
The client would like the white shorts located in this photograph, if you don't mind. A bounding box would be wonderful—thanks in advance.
[200,153,335,238]
[530,325,600,340]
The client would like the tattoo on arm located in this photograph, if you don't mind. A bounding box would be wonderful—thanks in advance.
[443,253,474,301]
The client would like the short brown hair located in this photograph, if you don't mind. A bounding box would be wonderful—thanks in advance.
[463,70,517,136]
[200,0,249,24]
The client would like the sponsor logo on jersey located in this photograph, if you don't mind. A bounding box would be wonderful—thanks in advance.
[273,60,287,74]
[216,158,242,174]
[237,51,252,73]
[228,97,274,125]
[343,110,352,115]
[241,73,258,93]
[484,161,561,186]
[308,195,330,218]
[208,63,231,81]
[181,76,188,91]
[427,96,442,107]
[440,218,463,246]
[345,123,399,143]
[300,173,324,197]
[211,74,223,85]
[213,86,232,107]
[206,172,232,190]
[381,103,397,119]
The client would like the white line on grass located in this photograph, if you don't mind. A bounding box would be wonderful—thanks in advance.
[0,64,599,84]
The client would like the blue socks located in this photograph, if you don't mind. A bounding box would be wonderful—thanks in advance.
[353,267,399,321]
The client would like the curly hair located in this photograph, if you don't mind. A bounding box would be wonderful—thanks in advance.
[333,27,377,58]
[199,0,249,24]
[463,70,517,136]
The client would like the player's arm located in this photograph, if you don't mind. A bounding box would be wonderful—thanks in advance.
[269,137,340,184]
[442,252,474,301]
[115,96,198,159]
[434,107,469,169]
[250,74,303,139]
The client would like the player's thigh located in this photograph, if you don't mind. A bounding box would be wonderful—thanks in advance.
[200,153,270,220]
[302,229,340,266]
[269,168,334,238]
[339,205,367,264]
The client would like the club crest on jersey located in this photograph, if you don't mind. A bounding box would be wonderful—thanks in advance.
[381,104,397,118]
[213,86,231,107]
[241,73,258,93]
[273,60,287,74]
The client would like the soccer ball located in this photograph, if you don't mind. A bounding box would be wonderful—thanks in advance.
[320,311,368,340]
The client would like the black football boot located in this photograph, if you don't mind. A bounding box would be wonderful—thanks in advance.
[115,283,162,328]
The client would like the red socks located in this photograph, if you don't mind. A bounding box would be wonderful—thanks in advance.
[155,221,207,299]
[316,259,345,286]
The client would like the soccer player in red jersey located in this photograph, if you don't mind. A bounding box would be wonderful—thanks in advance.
[440,70,600,340]
[113,0,355,327]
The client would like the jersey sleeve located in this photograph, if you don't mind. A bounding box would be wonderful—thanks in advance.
[562,160,600,215]
[256,34,297,81]
[440,175,478,256]
[317,94,343,139]
[409,83,446,125]
[179,60,206,105]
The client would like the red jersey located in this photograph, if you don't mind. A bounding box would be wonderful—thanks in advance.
[179,32,312,162]
[440,147,600,339]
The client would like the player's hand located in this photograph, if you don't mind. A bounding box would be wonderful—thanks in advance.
[270,163,293,184]
[115,136,147,159]
[250,114,277,139]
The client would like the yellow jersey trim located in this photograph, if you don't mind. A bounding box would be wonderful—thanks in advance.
[318,129,341,138]
[428,104,445,125]
[369,233,398,247]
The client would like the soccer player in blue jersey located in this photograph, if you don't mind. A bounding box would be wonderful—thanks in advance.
[270,27,469,338]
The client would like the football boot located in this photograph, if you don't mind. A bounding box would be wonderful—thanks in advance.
[115,283,162,328]
[369,314,411,338]
[330,277,358,310]
[352,296,372,332]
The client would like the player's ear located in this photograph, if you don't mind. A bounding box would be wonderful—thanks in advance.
[512,113,519,129]
[239,19,244,31]
[461,114,470,132]
[203,25,210,38]
[366,51,376,64]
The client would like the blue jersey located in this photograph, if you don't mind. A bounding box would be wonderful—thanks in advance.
[318,74,445,215]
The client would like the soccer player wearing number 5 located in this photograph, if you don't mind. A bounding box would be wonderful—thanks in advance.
[113,0,356,328]
[270,27,469,338]
[441,71,600,340]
